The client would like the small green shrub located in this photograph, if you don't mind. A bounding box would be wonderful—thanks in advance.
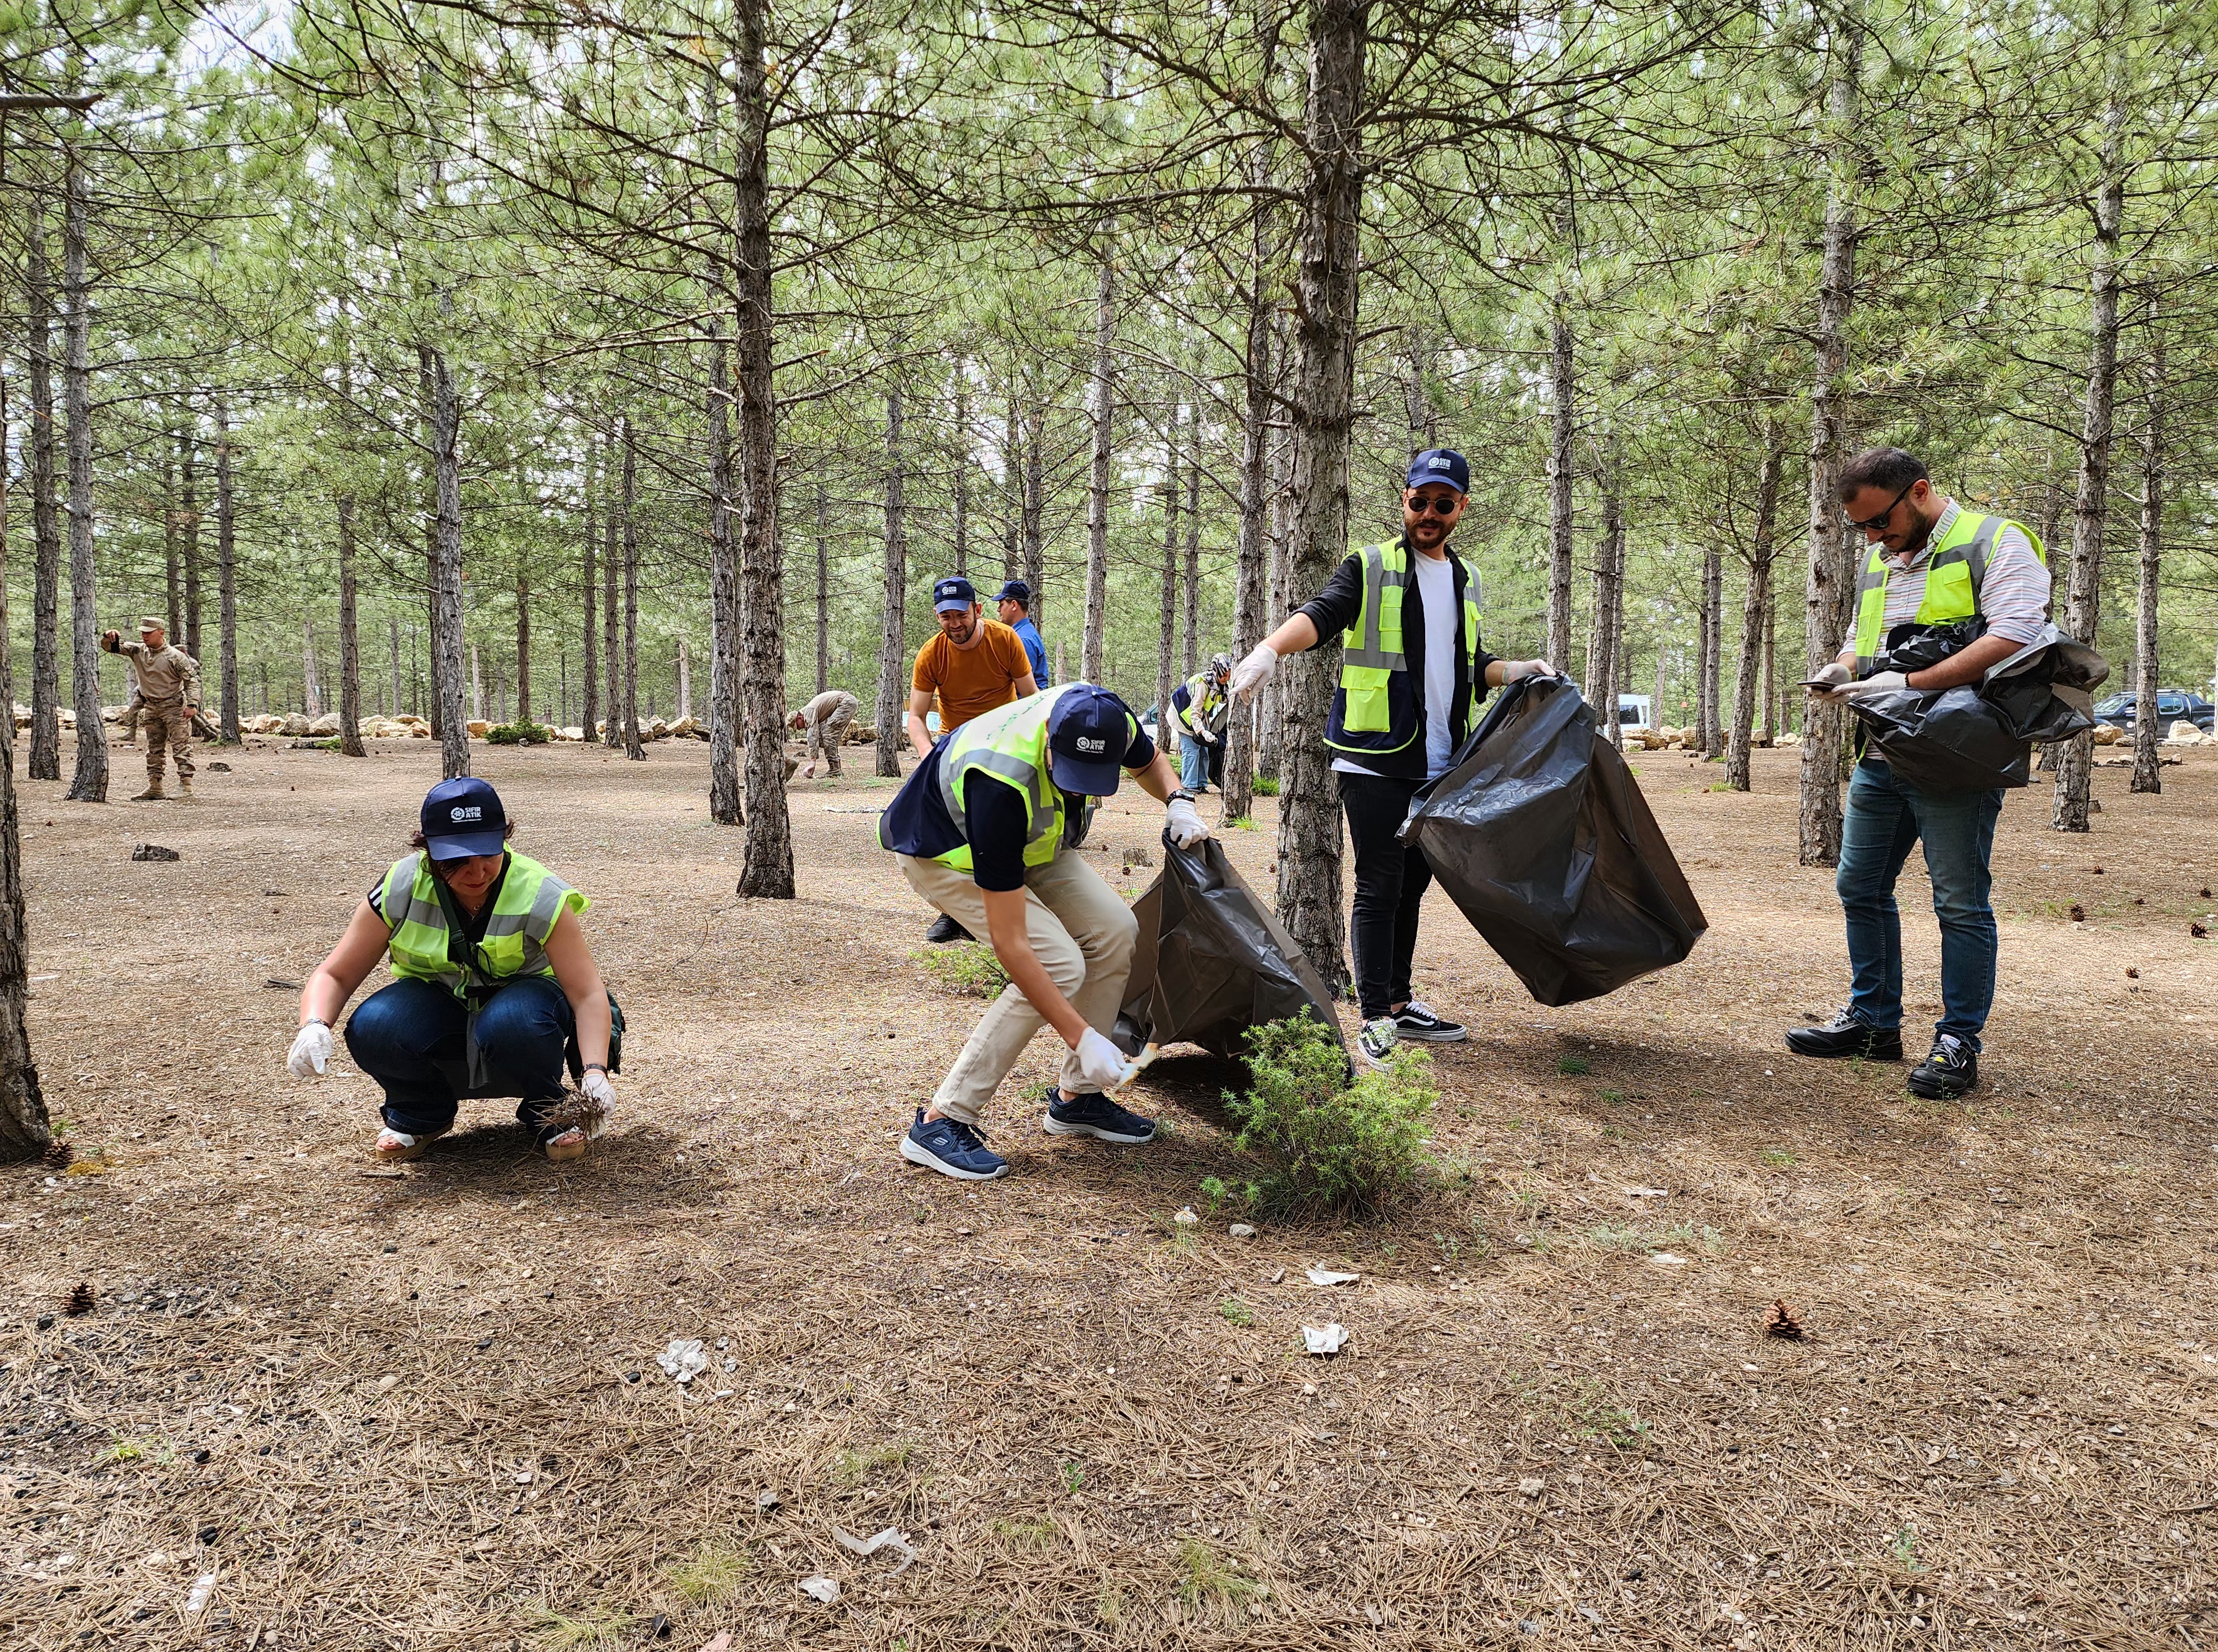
[1557,1054,1591,1075]
[911,942,1009,998]
[1224,814,1257,830]
[486,720,553,745]
[1173,1539,1258,1609]
[1218,1297,1253,1325]
[1250,774,1280,796]
[1221,1013,1436,1215]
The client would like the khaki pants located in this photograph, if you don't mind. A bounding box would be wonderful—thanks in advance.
[898,848,1138,1125]
[144,700,194,786]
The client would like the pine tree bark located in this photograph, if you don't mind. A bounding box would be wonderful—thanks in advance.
[1728,438,1783,791]
[1156,402,1180,724]
[1798,12,1860,866]
[422,337,469,780]
[707,294,742,823]
[1258,413,1292,780]
[874,385,910,778]
[1002,390,1022,582]
[0,349,49,1160]
[1082,240,1116,685]
[2053,99,2124,833]
[1700,543,1724,757]
[1547,313,1576,670]
[62,143,106,804]
[1277,0,1367,993]
[1220,142,1276,827]
[581,442,599,742]
[26,215,61,784]
[1587,471,1624,749]
[162,445,181,642]
[216,397,241,742]
[338,494,365,755]
[389,614,401,718]
[303,619,323,720]
[620,422,645,761]
[1184,435,1202,676]
[1021,401,1046,630]
[952,371,971,579]
[2129,342,2163,796]
[601,436,622,749]
[470,641,483,723]
[181,430,201,664]
[814,485,830,696]
[514,560,532,727]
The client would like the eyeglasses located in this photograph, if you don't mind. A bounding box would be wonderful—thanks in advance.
[1845,480,1916,534]
[1406,494,1462,516]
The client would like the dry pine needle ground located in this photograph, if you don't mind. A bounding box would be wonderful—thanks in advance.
[4,737,2216,1649]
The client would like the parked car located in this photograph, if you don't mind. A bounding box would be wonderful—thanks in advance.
[2093,689,2215,733]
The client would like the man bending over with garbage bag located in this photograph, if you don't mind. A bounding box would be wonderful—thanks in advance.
[878,682,1211,1181]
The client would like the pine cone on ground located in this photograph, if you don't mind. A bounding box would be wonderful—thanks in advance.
[63,1282,94,1317]
[42,1139,73,1170]
[1762,1298,1805,1341]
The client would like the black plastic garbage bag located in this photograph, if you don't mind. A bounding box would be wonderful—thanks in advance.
[1113,834,1346,1060]
[1851,624,2109,792]
[1398,675,1707,1007]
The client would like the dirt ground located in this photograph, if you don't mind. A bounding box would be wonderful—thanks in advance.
[3,729,2216,1650]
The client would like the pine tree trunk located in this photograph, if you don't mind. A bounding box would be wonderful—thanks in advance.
[952,371,970,579]
[675,638,689,722]
[1699,544,1724,757]
[1728,441,1782,791]
[423,338,469,781]
[389,614,401,718]
[602,434,621,749]
[216,397,241,742]
[0,350,49,1158]
[620,422,645,762]
[707,303,742,823]
[581,443,599,742]
[1762,588,1777,744]
[2053,103,2124,834]
[62,145,106,804]
[2129,343,2163,796]
[1277,0,1367,994]
[731,0,793,898]
[1184,435,1202,676]
[1002,390,1021,582]
[814,484,830,696]
[181,431,201,665]
[1082,241,1116,686]
[303,618,323,720]
[874,385,909,778]
[470,641,482,723]
[1547,312,1576,670]
[1588,476,1624,749]
[1156,402,1179,725]
[162,445,181,643]
[515,562,532,727]
[1220,157,1276,827]
[1797,13,1860,867]
[26,216,61,784]
[1258,413,1292,781]
[338,494,365,755]
[1021,401,1046,630]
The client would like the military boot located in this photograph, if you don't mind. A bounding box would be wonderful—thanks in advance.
[130,783,166,802]
[175,776,194,801]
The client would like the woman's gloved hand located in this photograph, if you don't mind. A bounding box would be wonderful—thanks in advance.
[1071,1027,1133,1093]
[287,1022,333,1078]
[579,1068,617,1137]
[1229,644,1279,698]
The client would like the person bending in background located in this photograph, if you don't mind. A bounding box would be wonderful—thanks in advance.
[1171,652,1234,795]
[791,687,859,779]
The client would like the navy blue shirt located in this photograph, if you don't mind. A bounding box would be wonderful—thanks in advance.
[880,723,1155,891]
[1010,616,1050,688]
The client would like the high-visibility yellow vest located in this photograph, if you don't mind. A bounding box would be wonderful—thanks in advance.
[377,850,588,998]
[927,683,1124,875]
[1325,542,1483,757]
[1851,509,2046,672]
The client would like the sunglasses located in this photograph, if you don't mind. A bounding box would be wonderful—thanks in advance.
[1845,480,1915,534]
[1406,494,1463,516]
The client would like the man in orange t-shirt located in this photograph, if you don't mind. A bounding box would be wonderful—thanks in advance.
[905,576,1037,759]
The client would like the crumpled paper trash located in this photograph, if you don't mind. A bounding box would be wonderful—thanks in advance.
[1301,1322,1350,1355]
[797,1576,841,1604]
[657,1339,710,1384]
[1306,1267,1359,1287]
[834,1524,918,1575]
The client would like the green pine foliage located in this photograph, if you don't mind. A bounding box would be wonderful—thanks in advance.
[485,721,553,745]
[1218,1014,1437,1216]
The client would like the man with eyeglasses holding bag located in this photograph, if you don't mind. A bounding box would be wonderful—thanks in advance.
[1789,447,2051,1099]
[1228,449,1553,1069]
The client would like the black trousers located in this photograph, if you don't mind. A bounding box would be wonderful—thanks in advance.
[1337,771,1432,1021]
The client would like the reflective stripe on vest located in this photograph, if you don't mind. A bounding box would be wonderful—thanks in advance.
[379,850,588,998]
[1851,510,2047,672]
[930,683,1090,874]
[1326,543,1482,755]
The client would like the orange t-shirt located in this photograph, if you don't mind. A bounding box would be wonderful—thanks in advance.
[912,620,1035,733]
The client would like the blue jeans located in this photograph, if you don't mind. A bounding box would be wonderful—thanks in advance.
[1180,734,1212,793]
[344,975,574,1136]
[1836,759,2003,1049]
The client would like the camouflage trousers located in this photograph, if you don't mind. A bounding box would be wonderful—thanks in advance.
[143,700,195,786]
[807,707,853,776]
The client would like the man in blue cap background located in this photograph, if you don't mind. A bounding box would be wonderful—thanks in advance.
[1229,448,1554,1070]
[993,579,1051,690]
[879,681,1210,1181]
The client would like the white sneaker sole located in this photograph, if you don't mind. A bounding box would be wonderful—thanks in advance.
[1393,1023,1469,1043]
[899,1134,1008,1180]
[1041,1113,1155,1145]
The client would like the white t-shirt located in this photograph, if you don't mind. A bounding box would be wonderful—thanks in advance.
[1332,549,1462,782]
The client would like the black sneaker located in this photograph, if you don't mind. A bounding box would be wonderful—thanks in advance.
[1391,999,1468,1043]
[1783,1009,1903,1063]
[1907,1033,1979,1099]
[1041,1089,1157,1144]
[924,913,974,945]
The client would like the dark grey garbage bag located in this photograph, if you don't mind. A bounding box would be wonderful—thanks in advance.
[1113,833,1346,1060]
[1397,675,1707,1007]
[1851,624,2109,793]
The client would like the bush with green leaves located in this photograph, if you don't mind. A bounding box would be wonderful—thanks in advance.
[1219,1012,1436,1215]
[486,720,552,745]
[1250,775,1281,796]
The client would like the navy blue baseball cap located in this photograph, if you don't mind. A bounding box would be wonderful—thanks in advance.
[1406,448,1469,494]
[420,777,509,861]
[990,579,1031,606]
[1046,686,1136,797]
[933,575,978,614]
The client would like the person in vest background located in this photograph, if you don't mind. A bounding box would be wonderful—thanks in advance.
[1171,652,1234,794]
[1229,448,1553,1070]
[286,778,619,1164]
[1792,446,2051,1100]
[878,683,1210,1181]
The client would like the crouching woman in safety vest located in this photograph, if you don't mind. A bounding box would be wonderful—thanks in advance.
[879,682,1210,1181]
[286,778,618,1164]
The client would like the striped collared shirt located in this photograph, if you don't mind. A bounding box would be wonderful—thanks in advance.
[1840,498,2052,654]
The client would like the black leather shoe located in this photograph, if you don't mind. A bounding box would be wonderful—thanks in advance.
[1784,1009,1903,1062]
[924,913,974,945]
[1907,1033,1978,1099]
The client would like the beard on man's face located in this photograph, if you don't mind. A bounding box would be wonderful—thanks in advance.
[940,610,976,643]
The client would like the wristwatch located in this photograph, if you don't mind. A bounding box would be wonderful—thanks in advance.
[1166,788,1197,805]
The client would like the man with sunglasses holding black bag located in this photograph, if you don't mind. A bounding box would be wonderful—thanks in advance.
[1790,447,2052,1099]
[1229,449,1553,1069]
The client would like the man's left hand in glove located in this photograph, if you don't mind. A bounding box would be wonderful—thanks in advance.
[1836,670,1909,700]
[1166,795,1212,849]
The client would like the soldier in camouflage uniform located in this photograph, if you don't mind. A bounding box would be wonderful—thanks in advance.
[789,689,858,779]
[100,617,200,800]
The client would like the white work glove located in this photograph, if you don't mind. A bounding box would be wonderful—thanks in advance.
[1193,725,1217,746]
[1229,644,1279,698]
[287,1022,333,1078]
[1166,796,1212,850]
[578,1069,617,1136]
[1808,661,1855,701]
[1843,670,1910,698]
[1072,1027,1133,1093]
[1499,658,1556,684]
